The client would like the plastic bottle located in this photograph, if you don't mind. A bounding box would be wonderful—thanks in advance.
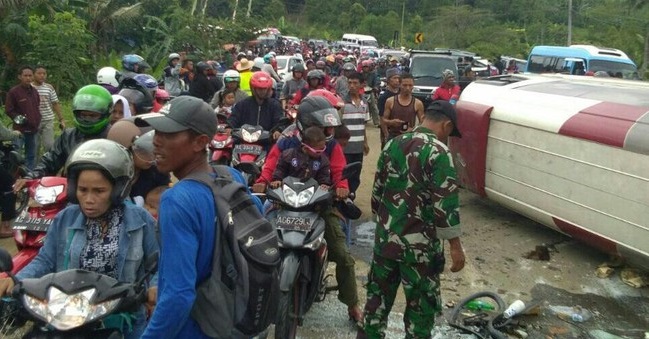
[464,300,495,311]
[548,305,592,322]
[503,300,525,319]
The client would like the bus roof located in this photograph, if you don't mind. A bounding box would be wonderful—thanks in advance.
[342,33,377,41]
[529,45,636,65]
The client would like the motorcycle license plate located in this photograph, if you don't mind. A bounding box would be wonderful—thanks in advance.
[276,216,312,231]
[13,211,52,232]
[234,144,263,155]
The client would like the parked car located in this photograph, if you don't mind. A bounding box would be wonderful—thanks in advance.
[450,73,649,270]
[276,55,304,82]
[407,50,458,107]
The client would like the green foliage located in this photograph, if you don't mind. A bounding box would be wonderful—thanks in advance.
[25,11,95,97]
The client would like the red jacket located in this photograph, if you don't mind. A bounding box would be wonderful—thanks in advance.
[431,84,461,101]
[257,135,349,189]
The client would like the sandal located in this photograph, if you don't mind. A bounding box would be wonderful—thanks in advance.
[348,304,364,329]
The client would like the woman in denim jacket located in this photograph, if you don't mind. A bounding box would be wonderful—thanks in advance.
[0,139,159,339]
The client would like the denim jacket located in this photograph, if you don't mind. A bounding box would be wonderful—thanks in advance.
[16,203,159,285]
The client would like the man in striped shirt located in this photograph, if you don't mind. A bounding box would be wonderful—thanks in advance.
[341,72,370,195]
[33,66,64,153]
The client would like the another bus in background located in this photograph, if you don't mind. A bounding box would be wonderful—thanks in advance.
[526,45,639,79]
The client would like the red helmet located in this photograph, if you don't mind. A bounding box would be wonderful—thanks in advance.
[250,71,273,89]
[307,89,344,109]
[155,89,170,100]
[362,59,373,67]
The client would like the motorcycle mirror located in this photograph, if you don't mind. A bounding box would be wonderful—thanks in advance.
[0,248,13,273]
[342,162,362,179]
[236,162,261,176]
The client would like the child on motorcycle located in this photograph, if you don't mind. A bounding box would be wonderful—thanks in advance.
[215,89,236,117]
[270,126,331,190]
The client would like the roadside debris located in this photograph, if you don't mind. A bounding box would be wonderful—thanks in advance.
[596,265,614,278]
[620,268,648,288]
[547,305,593,322]
[524,245,550,261]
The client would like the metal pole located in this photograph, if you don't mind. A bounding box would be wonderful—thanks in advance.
[400,0,405,47]
[567,0,573,45]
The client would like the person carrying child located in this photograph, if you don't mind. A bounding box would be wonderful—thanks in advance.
[271,126,331,190]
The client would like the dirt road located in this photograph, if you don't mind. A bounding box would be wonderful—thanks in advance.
[1,125,647,338]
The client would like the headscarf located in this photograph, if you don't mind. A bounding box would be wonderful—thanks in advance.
[442,69,456,81]
[112,94,132,119]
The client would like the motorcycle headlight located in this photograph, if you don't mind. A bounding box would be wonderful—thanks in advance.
[34,185,65,205]
[295,187,315,208]
[283,185,297,206]
[23,287,119,331]
[242,129,261,143]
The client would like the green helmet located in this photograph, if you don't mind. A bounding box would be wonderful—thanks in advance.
[65,139,135,205]
[72,84,113,135]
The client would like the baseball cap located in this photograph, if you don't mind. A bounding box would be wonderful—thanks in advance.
[135,96,217,138]
[426,100,462,138]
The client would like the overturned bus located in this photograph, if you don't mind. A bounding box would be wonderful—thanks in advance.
[450,74,649,269]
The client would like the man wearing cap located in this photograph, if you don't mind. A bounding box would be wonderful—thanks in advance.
[358,100,466,339]
[377,67,401,148]
[237,58,254,96]
[138,96,256,338]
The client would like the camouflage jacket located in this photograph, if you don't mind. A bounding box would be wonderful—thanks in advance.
[371,126,461,260]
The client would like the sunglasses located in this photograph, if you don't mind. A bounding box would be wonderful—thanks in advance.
[302,143,326,154]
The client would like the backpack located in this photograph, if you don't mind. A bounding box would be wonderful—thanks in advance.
[186,165,280,338]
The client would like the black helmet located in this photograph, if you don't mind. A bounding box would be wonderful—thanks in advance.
[292,63,306,73]
[296,96,341,140]
[118,78,154,114]
[65,139,134,205]
[306,70,325,85]
[195,61,212,74]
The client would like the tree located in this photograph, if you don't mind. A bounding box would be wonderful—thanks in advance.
[26,11,95,96]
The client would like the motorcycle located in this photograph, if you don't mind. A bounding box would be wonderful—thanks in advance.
[230,124,272,186]
[1,141,29,216]
[0,248,157,338]
[209,112,234,165]
[266,163,361,339]
[10,177,68,275]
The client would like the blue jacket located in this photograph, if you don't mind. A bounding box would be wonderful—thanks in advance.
[16,203,159,339]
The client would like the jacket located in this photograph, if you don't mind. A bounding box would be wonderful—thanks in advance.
[29,127,108,178]
[16,203,159,284]
[189,74,217,103]
[258,134,349,189]
[227,96,284,131]
[5,84,41,133]
[164,63,182,97]
[273,147,331,185]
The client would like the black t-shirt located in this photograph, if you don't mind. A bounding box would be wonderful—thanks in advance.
[130,167,170,200]
[378,88,399,117]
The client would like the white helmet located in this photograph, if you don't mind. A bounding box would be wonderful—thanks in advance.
[97,67,120,87]
[168,53,181,61]
[253,57,265,70]
[223,70,241,82]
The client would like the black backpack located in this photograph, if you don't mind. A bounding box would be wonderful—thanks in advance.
[186,165,280,338]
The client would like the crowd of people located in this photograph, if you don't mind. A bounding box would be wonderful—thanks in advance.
[0,40,467,338]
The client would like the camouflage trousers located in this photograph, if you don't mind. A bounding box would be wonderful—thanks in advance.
[358,252,444,339]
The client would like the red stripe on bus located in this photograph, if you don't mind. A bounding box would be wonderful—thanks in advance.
[558,102,646,148]
[553,217,618,255]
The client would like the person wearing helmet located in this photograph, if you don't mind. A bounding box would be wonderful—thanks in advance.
[107,120,170,207]
[290,69,325,106]
[189,61,217,103]
[1,139,160,339]
[280,63,307,109]
[227,71,283,138]
[361,59,381,126]
[153,89,170,112]
[13,85,114,192]
[261,54,281,82]
[252,96,363,324]
[119,78,154,115]
[334,62,357,99]
[133,74,159,98]
[210,69,248,109]
[121,54,150,84]
[97,66,122,94]
[376,57,388,78]
[305,59,316,71]
[163,52,186,97]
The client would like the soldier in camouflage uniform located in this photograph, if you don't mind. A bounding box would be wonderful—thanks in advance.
[358,100,466,339]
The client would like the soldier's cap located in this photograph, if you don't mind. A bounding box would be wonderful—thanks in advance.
[135,96,217,138]
[426,100,462,138]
